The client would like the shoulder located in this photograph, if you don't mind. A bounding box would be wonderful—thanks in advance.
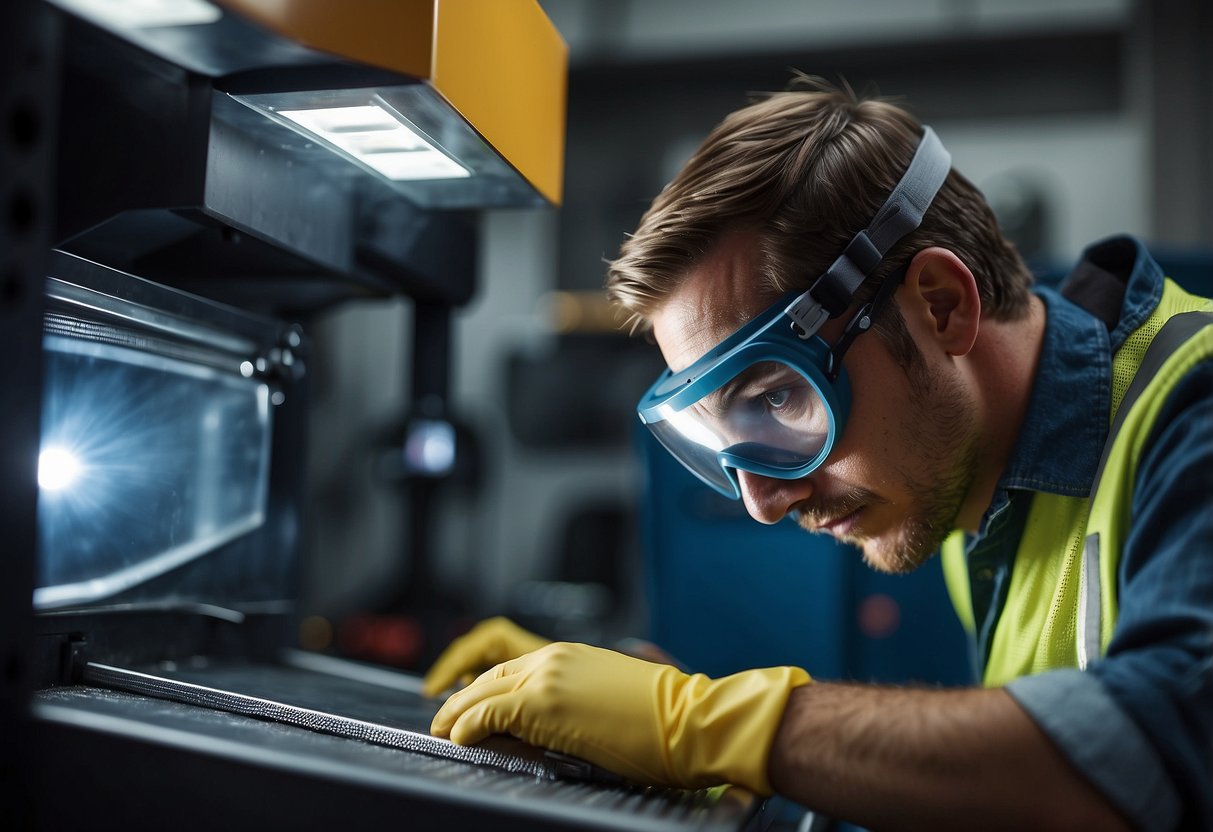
[1140,356,1213,473]
[1126,356,1213,570]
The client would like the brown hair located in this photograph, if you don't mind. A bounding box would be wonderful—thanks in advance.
[605,77,1033,364]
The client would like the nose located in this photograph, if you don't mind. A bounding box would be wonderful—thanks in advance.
[736,469,813,525]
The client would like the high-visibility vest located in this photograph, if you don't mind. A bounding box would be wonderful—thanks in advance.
[942,279,1213,687]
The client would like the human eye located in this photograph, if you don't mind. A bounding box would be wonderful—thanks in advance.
[743,381,810,421]
[724,363,816,425]
[762,388,793,410]
[761,384,814,419]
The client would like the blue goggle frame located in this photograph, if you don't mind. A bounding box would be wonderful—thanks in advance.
[639,296,851,496]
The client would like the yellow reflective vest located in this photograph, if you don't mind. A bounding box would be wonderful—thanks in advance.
[942,279,1213,687]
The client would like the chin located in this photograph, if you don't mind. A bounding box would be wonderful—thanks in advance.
[859,528,941,575]
[860,546,919,575]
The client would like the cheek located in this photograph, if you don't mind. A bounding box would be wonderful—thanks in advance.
[832,349,918,480]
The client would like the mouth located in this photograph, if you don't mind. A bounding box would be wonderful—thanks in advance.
[815,509,863,540]
[804,506,864,538]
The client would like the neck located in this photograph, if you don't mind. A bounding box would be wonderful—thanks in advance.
[955,294,1048,532]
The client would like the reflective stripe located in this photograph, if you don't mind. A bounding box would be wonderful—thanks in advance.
[1077,533,1101,670]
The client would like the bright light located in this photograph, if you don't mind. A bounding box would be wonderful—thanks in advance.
[39,447,83,492]
[405,420,456,475]
[278,104,470,181]
[51,0,221,29]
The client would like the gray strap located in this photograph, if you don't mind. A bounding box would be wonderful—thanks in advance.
[809,127,952,315]
[866,128,953,252]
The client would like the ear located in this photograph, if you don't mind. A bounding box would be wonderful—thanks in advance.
[899,247,981,357]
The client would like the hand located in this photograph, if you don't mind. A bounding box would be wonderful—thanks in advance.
[430,641,810,794]
[422,616,550,697]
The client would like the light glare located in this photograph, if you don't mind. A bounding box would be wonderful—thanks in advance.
[51,0,221,28]
[405,420,456,475]
[39,447,83,492]
[662,405,725,452]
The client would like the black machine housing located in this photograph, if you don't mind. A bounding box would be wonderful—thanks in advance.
[4,4,768,831]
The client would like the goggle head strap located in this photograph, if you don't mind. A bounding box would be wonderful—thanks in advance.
[824,264,908,381]
[785,126,952,337]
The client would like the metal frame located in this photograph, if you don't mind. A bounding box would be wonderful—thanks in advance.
[0,0,57,822]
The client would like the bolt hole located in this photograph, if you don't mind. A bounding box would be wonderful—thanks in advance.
[0,270,24,306]
[4,653,21,683]
[8,190,35,233]
[10,101,40,151]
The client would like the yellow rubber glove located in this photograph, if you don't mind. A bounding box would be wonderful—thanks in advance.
[422,616,550,697]
[430,642,810,795]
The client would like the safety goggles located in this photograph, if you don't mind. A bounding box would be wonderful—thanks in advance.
[637,127,951,499]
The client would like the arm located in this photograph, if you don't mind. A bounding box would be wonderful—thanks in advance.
[769,683,1132,832]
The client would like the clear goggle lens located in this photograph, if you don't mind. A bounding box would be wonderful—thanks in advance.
[647,359,835,497]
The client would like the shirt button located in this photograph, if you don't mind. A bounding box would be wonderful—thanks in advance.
[974,567,994,582]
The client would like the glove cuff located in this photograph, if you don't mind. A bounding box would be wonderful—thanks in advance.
[666,665,811,795]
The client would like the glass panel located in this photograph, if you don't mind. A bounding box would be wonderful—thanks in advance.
[35,334,270,608]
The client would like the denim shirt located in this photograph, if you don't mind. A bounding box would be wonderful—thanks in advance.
[961,237,1213,831]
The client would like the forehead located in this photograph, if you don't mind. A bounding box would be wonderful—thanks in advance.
[650,232,772,373]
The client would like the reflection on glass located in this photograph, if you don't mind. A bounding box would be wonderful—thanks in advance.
[35,335,270,608]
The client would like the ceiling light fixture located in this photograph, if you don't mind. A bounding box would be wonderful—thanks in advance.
[277,102,470,182]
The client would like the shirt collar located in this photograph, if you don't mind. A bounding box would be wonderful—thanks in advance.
[971,235,1163,536]
[995,286,1111,503]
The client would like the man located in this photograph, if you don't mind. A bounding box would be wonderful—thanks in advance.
[426,80,1213,830]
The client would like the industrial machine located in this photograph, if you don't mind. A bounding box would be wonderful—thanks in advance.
[2,2,771,829]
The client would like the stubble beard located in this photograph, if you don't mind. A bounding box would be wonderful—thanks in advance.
[850,361,981,575]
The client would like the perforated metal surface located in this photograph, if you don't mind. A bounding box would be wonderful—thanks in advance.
[82,661,554,779]
[35,675,759,832]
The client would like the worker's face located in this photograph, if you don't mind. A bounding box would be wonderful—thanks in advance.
[650,233,980,574]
